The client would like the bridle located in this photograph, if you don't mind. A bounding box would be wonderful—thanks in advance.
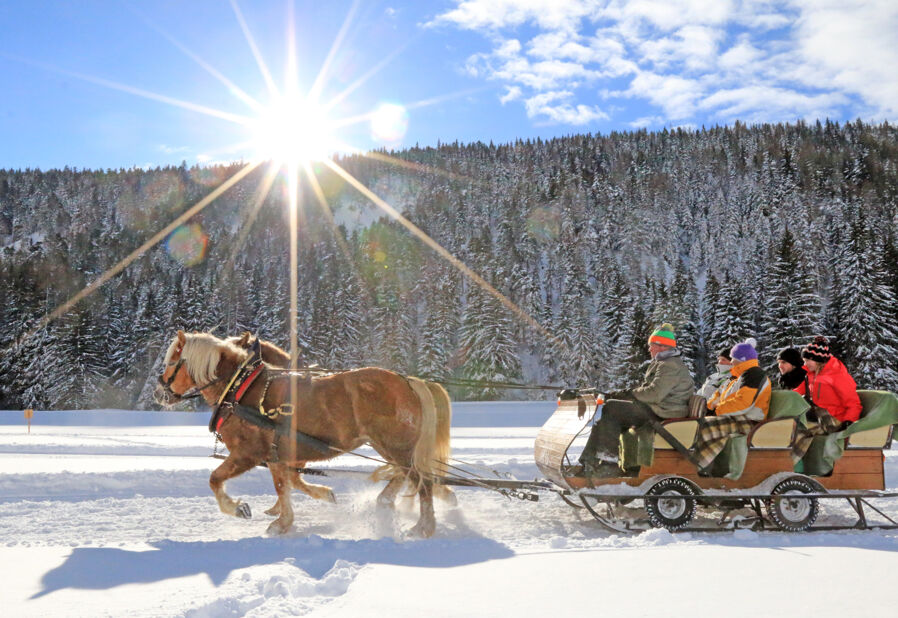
[157,357,227,401]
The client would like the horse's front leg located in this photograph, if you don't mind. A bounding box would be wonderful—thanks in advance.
[266,462,295,535]
[210,455,258,519]
[408,475,436,538]
[265,467,285,516]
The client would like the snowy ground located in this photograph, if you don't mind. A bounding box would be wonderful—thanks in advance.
[2,403,898,617]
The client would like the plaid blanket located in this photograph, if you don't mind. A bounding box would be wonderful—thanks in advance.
[791,408,843,463]
[693,414,756,470]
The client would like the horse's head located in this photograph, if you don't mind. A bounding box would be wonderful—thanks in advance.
[154,330,246,406]
[227,331,292,368]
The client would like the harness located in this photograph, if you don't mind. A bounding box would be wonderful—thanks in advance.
[157,358,228,400]
[207,340,333,459]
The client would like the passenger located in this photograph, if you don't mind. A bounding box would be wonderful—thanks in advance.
[577,323,693,477]
[776,346,807,390]
[790,336,862,462]
[698,347,734,400]
[693,338,771,472]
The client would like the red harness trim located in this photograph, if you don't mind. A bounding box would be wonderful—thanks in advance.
[234,365,264,402]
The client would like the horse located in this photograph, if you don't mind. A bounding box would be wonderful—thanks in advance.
[225,332,456,515]
[155,330,443,537]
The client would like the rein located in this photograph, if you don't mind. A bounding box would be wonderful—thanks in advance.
[157,358,229,401]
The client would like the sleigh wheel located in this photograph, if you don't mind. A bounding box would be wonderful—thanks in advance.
[765,477,819,532]
[645,477,697,531]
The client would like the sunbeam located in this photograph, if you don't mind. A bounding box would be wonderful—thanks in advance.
[225,162,281,270]
[4,54,253,126]
[321,158,558,344]
[308,0,360,103]
[23,161,262,344]
[129,4,264,113]
[230,0,280,99]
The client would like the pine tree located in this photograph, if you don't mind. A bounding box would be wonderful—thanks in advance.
[760,229,821,369]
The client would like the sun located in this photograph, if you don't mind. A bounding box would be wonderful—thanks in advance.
[250,93,337,167]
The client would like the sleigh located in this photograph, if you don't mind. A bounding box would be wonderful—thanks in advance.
[533,389,898,532]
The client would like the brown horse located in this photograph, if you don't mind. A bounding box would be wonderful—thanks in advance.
[225,332,456,516]
[155,330,443,537]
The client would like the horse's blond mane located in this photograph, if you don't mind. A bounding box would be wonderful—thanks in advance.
[164,332,248,385]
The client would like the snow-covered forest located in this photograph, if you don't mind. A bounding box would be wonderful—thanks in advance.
[1,120,897,409]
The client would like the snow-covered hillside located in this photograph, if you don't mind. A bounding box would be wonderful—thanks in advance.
[3,404,898,617]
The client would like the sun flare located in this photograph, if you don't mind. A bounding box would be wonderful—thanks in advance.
[251,94,336,167]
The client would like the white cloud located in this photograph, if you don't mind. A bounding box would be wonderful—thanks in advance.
[432,0,601,33]
[622,71,705,120]
[432,0,898,127]
[524,91,608,124]
[158,144,189,155]
[699,86,848,122]
[629,115,666,128]
[790,0,898,118]
[500,86,523,104]
[638,25,723,72]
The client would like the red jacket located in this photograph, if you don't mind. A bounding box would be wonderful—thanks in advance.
[794,357,862,423]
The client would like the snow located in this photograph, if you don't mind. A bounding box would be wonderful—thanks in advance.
[2,404,898,617]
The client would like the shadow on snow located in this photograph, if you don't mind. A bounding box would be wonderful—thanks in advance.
[32,534,514,599]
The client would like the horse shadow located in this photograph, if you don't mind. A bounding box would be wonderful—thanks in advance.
[32,533,514,599]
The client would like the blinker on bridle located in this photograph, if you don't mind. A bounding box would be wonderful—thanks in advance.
[158,355,225,401]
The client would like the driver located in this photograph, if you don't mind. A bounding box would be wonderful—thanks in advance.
[576,323,693,477]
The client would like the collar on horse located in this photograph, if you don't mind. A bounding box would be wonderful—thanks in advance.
[207,338,333,457]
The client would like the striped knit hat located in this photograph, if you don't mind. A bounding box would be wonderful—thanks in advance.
[648,323,677,347]
[802,335,832,363]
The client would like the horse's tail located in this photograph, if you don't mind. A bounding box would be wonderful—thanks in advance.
[406,376,439,491]
[425,381,454,500]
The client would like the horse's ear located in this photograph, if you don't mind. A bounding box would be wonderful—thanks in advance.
[177,330,186,346]
[238,331,251,347]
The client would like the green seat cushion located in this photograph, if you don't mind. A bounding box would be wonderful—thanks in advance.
[768,390,810,420]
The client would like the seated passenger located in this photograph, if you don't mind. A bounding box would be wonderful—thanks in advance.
[576,323,693,476]
[791,336,862,462]
[776,346,807,390]
[795,335,861,426]
[698,347,734,400]
[693,338,771,472]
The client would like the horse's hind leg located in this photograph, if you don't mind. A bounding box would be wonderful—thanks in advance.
[266,463,295,535]
[210,455,258,519]
[289,467,336,503]
[376,475,406,508]
[408,475,436,538]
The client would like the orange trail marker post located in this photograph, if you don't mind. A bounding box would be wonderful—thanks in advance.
[24,408,33,434]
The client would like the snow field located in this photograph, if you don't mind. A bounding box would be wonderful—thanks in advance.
[2,407,898,617]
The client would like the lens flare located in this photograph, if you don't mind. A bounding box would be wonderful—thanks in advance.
[166,223,208,266]
[526,207,561,241]
[370,102,408,143]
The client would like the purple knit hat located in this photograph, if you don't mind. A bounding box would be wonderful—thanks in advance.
[730,338,759,363]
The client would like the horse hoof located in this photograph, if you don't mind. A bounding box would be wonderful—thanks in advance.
[266,520,290,535]
[324,489,336,503]
[408,521,435,538]
[440,490,459,507]
[235,502,252,519]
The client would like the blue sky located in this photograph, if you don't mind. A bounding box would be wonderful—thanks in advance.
[2,0,896,170]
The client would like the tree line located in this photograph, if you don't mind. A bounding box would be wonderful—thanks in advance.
[1,119,896,409]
